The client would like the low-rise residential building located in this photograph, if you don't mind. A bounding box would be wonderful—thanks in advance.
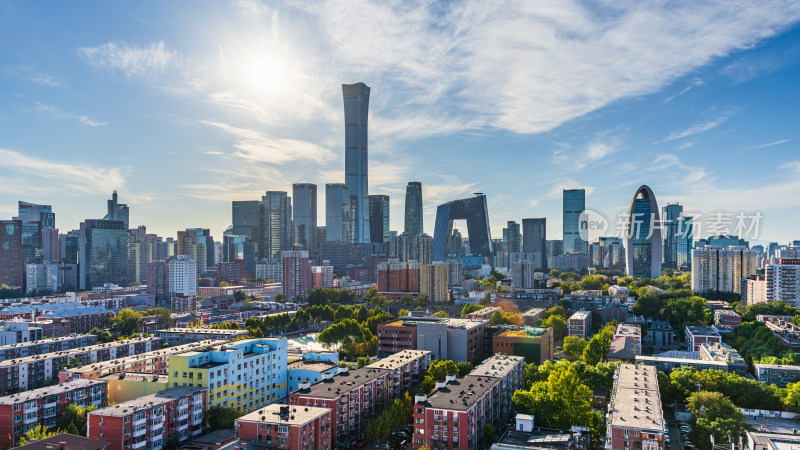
[153,327,250,345]
[0,379,108,448]
[714,309,743,327]
[754,363,800,388]
[568,311,592,338]
[606,364,666,450]
[492,416,592,450]
[377,319,418,357]
[685,325,721,351]
[289,367,391,447]
[608,337,640,362]
[492,327,553,364]
[0,321,43,345]
[698,342,748,375]
[0,303,114,334]
[366,350,432,398]
[11,433,110,449]
[236,404,332,450]
[377,317,488,363]
[520,307,547,325]
[759,315,800,351]
[0,333,97,360]
[0,336,161,395]
[87,386,207,450]
[466,306,501,320]
[614,323,641,343]
[469,354,525,416]
[167,338,288,414]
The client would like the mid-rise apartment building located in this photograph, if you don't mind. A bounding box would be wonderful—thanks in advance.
[614,323,641,343]
[154,328,249,346]
[692,246,757,295]
[377,260,420,293]
[421,263,449,302]
[685,325,721,352]
[568,311,592,338]
[365,350,432,398]
[0,333,97,360]
[606,364,666,450]
[236,404,332,450]
[378,317,487,363]
[714,309,742,327]
[0,379,108,448]
[753,363,800,387]
[87,386,207,450]
[765,259,800,307]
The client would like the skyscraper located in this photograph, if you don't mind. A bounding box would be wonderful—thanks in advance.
[104,191,129,229]
[325,184,351,243]
[260,191,293,260]
[676,216,693,271]
[0,220,23,289]
[78,219,130,290]
[404,181,423,236]
[624,185,663,278]
[369,194,390,244]
[232,200,260,242]
[292,183,317,250]
[522,218,546,256]
[563,189,586,254]
[432,194,493,262]
[502,221,522,254]
[343,82,371,243]
[662,203,683,270]
[15,201,54,267]
[183,228,215,269]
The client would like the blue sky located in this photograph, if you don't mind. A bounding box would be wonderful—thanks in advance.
[1,0,800,244]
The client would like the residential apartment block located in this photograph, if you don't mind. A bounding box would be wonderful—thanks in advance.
[236,404,332,450]
[753,363,800,388]
[685,325,721,352]
[365,350,432,398]
[692,246,757,295]
[606,364,666,450]
[568,311,592,338]
[421,263,449,303]
[377,317,487,363]
[0,333,97,360]
[714,309,742,327]
[154,327,249,346]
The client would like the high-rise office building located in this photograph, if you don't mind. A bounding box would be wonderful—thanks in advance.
[502,221,522,254]
[292,183,317,250]
[78,219,130,290]
[662,203,683,270]
[168,254,197,297]
[15,201,55,268]
[177,229,210,273]
[676,216,693,271]
[522,218,546,257]
[185,228,215,269]
[0,220,23,289]
[404,181,423,237]
[343,82,371,243]
[104,191,129,229]
[325,183,351,243]
[563,189,586,254]
[624,185,662,278]
[260,191,293,260]
[232,200,260,242]
[432,194,493,262]
[369,194,390,243]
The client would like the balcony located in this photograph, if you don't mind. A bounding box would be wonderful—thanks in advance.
[133,428,146,438]
[134,418,147,427]
[178,412,189,421]
[150,432,164,442]
[44,402,57,410]
[177,423,189,432]
[23,415,39,425]
[132,440,147,449]
[151,421,164,432]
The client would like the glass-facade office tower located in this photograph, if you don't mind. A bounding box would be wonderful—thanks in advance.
[676,216,693,271]
[104,191,129,229]
[404,181,423,236]
[432,194,493,262]
[563,189,586,254]
[662,203,683,270]
[78,219,130,290]
[260,191,293,260]
[625,185,663,278]
[232,201,260,242]
[502,221,521,254]
[183,228,215,269]
[325,183,351,243]
[343,82,371,243]
[292,183,317,250]
[522,218,546,255]
[369,195,390,244]
[0,220,23,288]
[15,201,55,266]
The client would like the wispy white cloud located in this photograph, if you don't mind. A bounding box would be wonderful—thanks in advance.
[33,102,108,127]
[664,78,704,103]
[665,112,733,141]
[652,153,709,184]
[781,161,800,173]
[0,147,124,195]
[79,41,181,79]
[30,73,61,87]
[751,139,789,149]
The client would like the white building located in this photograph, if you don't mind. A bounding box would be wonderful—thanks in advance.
[168,255,198,297]
[692,246,757,295]
[256,261,282,283]
[25,262,61,294]
[765,259,800,307]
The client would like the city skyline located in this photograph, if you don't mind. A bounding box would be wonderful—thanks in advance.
[1,2,800,243]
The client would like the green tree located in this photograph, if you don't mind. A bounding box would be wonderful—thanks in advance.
[399,308,410,317]
[90,327,114,343]
[207,406,241,430]
[433,311,448,318]
[480,293,491,306]
[484,424,497,446]
[687,391,748,448]
[111,308,142,336]
[18,424,61,445]
[513,365,595,430]
[456,361,474,377]
[416,294,430,307]
[545,305,569,319]
[582,324,614,365]
[541,315,568,341]
[563,336,588,359]
[460,303,483,317]
[356,356,372,369]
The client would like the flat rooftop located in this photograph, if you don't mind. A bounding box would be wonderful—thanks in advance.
[287,360,338,373]
[0,336,161,368]
[295,367,389,398]
[608,364,664,432]
[496,327,549,339]
[635,355,729,368]
[468,307,501,316]
[89,386,205,417]
[99,372,169,383]
[65,340,224,374]
[0,333,94,350]
[0,379,106,404]
[753,363,800,371]
[470,354,524,379]
[686,325,720,336]
[155,327,248,335]
[422,375,500,411]
[569,311,591,320]
[615,323,641,336]
[521,308,546,317]
[366,350,431,371]
[238,403,329,426]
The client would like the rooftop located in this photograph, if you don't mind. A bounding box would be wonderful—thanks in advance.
[287,360,338,373]
[155,327,249,335]
[99,372,169,383]
[521,307,546,317]
[0,336,160,368]
[608,337,639,359]
[366,350,431,371]
[295,367,389,398]
[422,375,500,410]
[569,311,591,320]
[0,333,95,350]
[615,323,641,336]
[65,340,224,374]
[753,363,800,371]
[608,364,664,432]
[470,354,525,379]
[11,433,109,450]
[89,386,205,417]
[497,327,550,338]
[0,379,106,405]
[468,307,501,316]
[686,325,720,336]
[635,355,729,368]
[238,403,330,426]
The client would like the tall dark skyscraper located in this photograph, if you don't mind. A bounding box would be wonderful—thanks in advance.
[369,194,390,244]
[432,194,493,262]
[343,82,371,243]
[292,183,317,250]
[184,228,215,269]
[15,201,54,266]
[0,220,23,289]
[104,191,129,229]
[625,185,663,278]
[325,183,351,243]
[78,219,130,290]
[522,218,546,255]
[260,191,293,260]
[231,200,260,242]
[404,181,423,236]
[502,221,521,254]
[563,189,586,254]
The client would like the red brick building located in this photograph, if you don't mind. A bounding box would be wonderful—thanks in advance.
[236,404,332,450]
[685,325,721,351]
[714,309,742,327]
[31,317,72,338]
[0,379,108,448]
[171,295,198,312]
[365,350,432,398]
[289,367,390,447]
[377,260,420,293]
[87,386,207,450]
[606,364,666,450]
[568,311,592,338]
[377,320,418,357]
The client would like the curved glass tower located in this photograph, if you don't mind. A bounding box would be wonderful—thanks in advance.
[625,185,663,278]
[343,83,370,243]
